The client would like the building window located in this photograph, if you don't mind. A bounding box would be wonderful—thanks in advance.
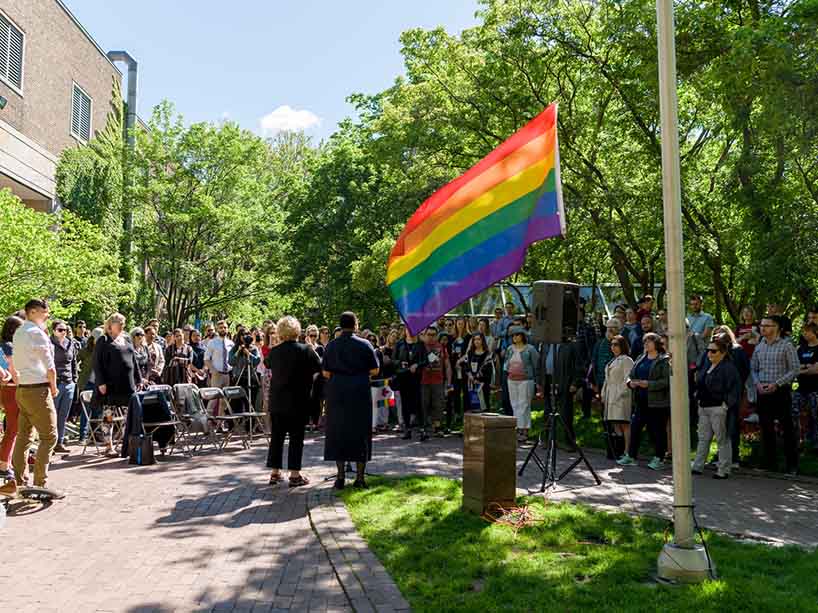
[0,12,24,92]
[71,83,92,142]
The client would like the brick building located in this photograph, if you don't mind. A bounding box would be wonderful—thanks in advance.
[0,0,124,212]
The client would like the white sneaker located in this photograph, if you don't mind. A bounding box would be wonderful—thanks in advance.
[743,413,760,424]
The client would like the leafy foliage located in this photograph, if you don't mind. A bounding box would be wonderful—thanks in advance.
[130,102,291,327]
[0,189,125,317]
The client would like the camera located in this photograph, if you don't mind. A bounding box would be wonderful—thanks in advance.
[242,334,254,348]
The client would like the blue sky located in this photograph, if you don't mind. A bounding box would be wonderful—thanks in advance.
[65,0,479,140]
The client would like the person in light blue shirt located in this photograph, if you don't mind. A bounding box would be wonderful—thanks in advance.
[687,294,715,338]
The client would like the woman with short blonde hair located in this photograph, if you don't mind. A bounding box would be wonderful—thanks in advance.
[264,314,321,487]
[104,313,126,336]
[277,316,301,342]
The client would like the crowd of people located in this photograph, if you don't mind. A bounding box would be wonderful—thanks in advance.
[1,293,817,498]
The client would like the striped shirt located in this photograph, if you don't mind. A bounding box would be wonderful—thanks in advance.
[751,336,799,387]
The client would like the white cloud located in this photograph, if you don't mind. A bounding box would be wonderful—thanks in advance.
[259,105,322,135]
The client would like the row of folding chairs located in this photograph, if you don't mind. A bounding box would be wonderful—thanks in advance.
[78,384,269,458]
[197,385,270,450]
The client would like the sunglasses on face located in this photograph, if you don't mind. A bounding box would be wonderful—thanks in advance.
[55,327,67,332]
[707,348,719,354]
[133,333,144,337]
[610,342,620,347]
[309,334,318,338]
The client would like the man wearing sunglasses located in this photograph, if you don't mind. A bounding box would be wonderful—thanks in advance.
[50,320,78,453]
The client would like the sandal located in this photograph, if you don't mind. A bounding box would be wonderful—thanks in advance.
[289,475,310,488]
[268,473,282,485]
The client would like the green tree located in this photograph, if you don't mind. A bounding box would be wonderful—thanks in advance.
[0,189,125,317]
[131,102,289,327]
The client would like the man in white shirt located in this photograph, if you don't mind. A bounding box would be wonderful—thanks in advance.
[204,320,234,415]
[0,299,60,496]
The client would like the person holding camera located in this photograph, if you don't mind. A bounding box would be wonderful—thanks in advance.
[228,330,262,412]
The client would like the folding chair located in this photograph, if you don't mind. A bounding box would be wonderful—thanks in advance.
[221,386,258,449]
[173,383,219,452]
[199,387,243,450]
[79,390,122,456]
[141,386,189,456]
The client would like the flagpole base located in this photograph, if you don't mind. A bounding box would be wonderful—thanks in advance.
[656,543,711,584]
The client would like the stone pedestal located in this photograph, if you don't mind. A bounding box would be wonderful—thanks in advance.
[462,413,517,514]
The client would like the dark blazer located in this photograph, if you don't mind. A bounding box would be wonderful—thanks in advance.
[539,342,584,395]
[93,334,142,406]
[264,341,322,416]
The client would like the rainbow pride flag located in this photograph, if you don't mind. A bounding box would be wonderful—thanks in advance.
[387,103,565,334]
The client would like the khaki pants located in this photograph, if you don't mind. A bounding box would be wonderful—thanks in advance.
[692,403,731,476]
[13,385,57,487]
[208,371,231,415]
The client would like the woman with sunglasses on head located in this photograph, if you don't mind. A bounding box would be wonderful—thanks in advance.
[619,332,671,470]
[503,326,541,444]
[50,319,79,453]
[130,327,150,388]
[601,334,634,462]
[691,335,742,479]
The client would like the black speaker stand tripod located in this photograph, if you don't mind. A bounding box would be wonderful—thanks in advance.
[518,385,601,492]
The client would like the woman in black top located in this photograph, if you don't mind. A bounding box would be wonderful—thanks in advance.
[93,314,142,407]
[189,329,207,386]
[794,322,818,449]
[461,332,494,411]
[264,316,322,487]
[394,329,428,440]
[130,327,150,386]
[93,313,142,455]
[163,329,193,387]
[691,335,741,479]
[449,317,471,421]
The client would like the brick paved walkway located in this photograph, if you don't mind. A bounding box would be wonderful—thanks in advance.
[0,436,407,613]
[2,429,817,612]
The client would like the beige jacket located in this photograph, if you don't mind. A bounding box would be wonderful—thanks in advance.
[602,354,635,422]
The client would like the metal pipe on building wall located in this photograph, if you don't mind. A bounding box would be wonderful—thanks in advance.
[106,50,138,282]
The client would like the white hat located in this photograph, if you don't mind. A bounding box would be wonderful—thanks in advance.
[605,318,622,329]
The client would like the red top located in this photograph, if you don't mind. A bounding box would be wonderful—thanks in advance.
[422,340,448,385]
[734,323,757,358]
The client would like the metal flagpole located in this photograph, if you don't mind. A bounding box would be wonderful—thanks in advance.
[655,0,711,582]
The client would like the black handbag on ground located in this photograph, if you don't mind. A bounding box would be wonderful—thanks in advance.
[128,434,155,465]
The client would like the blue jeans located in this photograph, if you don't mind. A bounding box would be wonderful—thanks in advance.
[55,381,76,445]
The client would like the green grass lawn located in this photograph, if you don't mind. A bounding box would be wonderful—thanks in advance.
[341,476,818,613]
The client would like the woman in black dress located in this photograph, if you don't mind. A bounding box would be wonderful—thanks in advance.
[322,312,380,489]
